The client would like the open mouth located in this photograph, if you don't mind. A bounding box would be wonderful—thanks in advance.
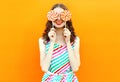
[55,20,63,25]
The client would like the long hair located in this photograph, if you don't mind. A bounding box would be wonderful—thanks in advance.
[42,3,77,44]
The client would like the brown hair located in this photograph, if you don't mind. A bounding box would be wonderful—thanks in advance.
[42,3,77,44]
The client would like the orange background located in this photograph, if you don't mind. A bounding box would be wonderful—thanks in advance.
[0,0,120,82]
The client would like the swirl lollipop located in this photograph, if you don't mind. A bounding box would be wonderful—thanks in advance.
[60,10,71,21]
[47,10,59,21]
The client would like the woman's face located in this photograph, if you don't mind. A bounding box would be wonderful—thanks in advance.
[53,7,65,28]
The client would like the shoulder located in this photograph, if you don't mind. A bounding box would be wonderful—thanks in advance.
[72,36,80,47]
[38,37,46,50]
[39,37,49,45]
[75,36,80,44]
[73,36,80,51]
[38,37,45,45]
[76,36,80,41]
[39,37,43,42]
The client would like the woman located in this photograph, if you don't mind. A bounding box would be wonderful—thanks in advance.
[39,3,81,82]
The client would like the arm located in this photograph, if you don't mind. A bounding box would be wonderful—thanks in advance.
[38,37,55,72]
[66,36,81,72]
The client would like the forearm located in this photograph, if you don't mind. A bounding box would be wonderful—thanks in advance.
[42,42,55,72]
[66,41,79,71]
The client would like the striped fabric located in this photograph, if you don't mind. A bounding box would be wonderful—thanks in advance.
[41,40,78,82]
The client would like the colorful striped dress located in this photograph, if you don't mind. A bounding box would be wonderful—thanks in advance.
[41,40,79,82]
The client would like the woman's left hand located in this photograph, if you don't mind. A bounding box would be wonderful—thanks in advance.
[63,28,71,43]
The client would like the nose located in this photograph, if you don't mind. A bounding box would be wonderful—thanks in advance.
[57,14,61,20]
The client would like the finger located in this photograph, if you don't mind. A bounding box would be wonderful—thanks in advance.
[64,28,69,33]
[64,27,69,30]
[63,29,67,33]
[63,28,67,31]
[64,30,69,33]
[52,31,56,35]
[64,28,69,32]
[51,28,56,32]
[63,34,66,37]
[64,32,68,34]
[50,28,54,31]
[64,33,67,36]
[51,31,56,36]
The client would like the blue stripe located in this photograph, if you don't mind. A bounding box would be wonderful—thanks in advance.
[51,50,68,64]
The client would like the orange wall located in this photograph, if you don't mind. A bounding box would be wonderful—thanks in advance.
[0,0,120,82]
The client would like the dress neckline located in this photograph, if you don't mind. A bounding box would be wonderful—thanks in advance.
[47,41,74,47]
[54,42,67,46]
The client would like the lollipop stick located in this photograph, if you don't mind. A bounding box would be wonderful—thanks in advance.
[65,21,66,28]
[52,21,54,28]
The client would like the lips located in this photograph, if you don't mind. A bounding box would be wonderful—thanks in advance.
[55,20,63,25]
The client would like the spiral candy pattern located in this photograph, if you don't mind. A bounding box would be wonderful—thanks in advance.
[47,10,59,21]
[47,10,71,21]
[61,10,71,21]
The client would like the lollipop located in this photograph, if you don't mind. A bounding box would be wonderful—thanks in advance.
[60,10,71,21]
[47,10,59,21]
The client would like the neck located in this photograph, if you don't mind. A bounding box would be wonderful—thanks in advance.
[55,27,65,42]
[55,27,64,35]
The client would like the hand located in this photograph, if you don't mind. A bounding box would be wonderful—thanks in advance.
[63,28,71,43]
[48,28,56,43]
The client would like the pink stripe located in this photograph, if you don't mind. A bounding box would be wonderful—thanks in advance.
[56,63,70,74]
[72,76,77,82]
[52,46,67,58]
[53,45,62,52]
[57,64,70,74]
[54,62,69,73]
[59,63,70,74]
[61,76,67,82]
[61,77,65,82]
[52,47,67,59]
[60,64,71,74]
[52,45,67,55]
[45,74,53,81]
[52,48,66,60]
[52,46,66,57]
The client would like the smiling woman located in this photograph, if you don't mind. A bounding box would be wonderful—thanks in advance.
[38,3,81,82]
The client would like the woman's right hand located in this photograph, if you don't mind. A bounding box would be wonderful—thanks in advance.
[48,28,56,43]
